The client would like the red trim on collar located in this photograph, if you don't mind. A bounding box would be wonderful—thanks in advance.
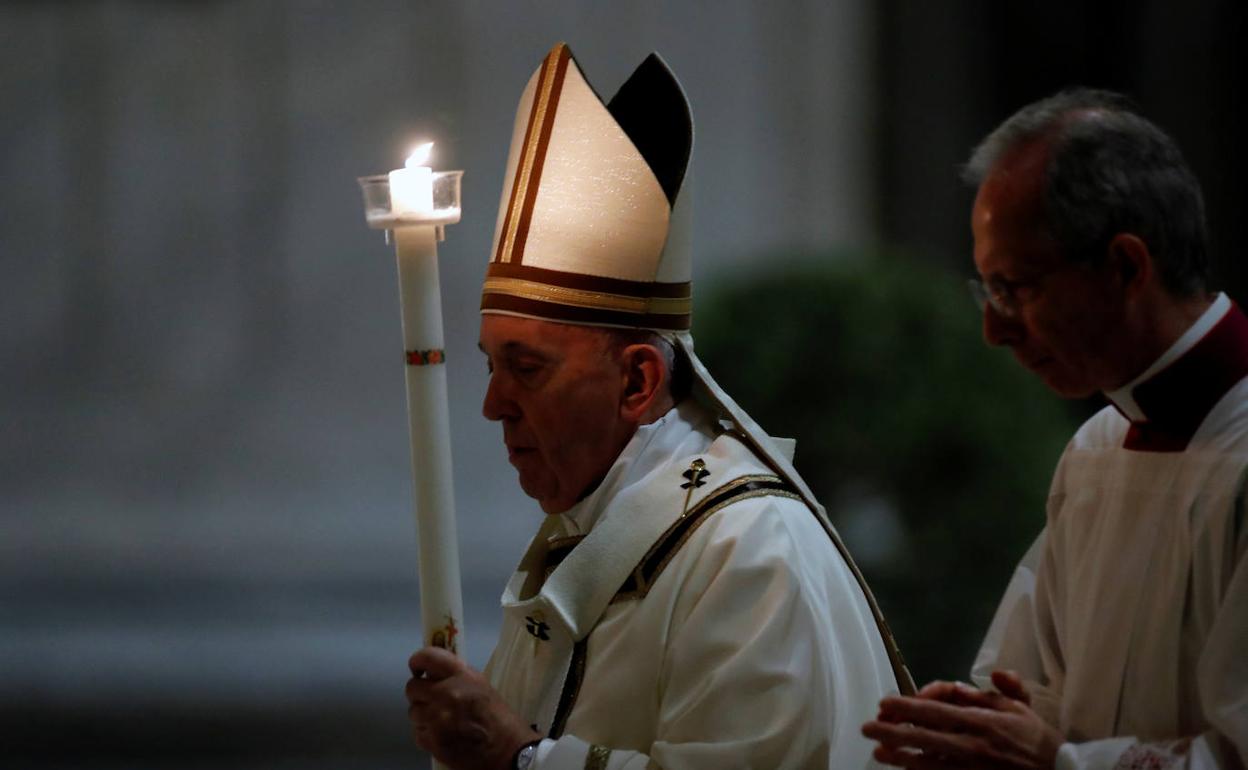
[1124,302,1248,452]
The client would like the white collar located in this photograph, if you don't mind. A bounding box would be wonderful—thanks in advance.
[1105,293,1230,422]
[557,404,692,535]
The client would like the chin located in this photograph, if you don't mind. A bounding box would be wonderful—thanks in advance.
[516,474,563,514]
[537,499,569,515]
[533,489,575,514]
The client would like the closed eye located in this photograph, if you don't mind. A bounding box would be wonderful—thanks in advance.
[508,358,546,381]
[479,341,556,386]
[988,275,1042,300]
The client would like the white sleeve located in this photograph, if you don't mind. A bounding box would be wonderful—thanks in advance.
[539,735,651,769]
[1053,735,1234,770]
[533,496,891,770]
[1036,492,1248,770]
[971,530,1063,723]
[971,532,1045,684]
[1055,503,1248,770]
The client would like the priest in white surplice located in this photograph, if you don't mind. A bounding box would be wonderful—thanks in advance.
[403,43,912,770]
[863,90,1248,770]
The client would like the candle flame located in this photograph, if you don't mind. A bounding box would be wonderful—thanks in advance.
[406,142,434,168]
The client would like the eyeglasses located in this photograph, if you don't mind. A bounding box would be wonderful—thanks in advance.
[967,277,1021,319]
[968,278,1018,316]
[968,269,1064,320]
[970,253,1096,320]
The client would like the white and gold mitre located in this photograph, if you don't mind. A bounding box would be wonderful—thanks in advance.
[481,42,694,332]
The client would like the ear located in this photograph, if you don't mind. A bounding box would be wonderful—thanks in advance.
[618,343,669,422]
[1106,233,1153,296]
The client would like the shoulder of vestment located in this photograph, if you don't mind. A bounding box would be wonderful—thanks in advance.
[505,428,802,642]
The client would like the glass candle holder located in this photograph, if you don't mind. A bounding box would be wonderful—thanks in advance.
[358,170,463,229]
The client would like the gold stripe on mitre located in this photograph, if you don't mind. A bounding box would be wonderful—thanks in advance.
[481,262,692,331]
[495,44,572,266]
[482,277,691,316]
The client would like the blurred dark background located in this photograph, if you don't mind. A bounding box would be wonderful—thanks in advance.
[2,1,1243,767]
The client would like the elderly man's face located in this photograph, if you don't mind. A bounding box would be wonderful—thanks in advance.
[478,315,636,514]
[972,142,1126,398]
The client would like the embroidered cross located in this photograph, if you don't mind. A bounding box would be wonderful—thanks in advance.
[680,458,709,489]
[524,614,551,641]
[680,458,710,516]
[430,614,459,653]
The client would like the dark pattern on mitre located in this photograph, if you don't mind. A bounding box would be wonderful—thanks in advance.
[607,53,693,207]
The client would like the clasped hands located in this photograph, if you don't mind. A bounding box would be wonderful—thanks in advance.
[861,670,1064,770]
[405,646,542,770]
[405,651,1065,770]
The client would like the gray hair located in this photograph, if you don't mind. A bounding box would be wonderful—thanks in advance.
[598,327,691,401]
[963,88,1208,297]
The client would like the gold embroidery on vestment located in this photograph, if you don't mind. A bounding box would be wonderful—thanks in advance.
[611,475,798,604]
[585,744,612,770]
[549,638,588,739]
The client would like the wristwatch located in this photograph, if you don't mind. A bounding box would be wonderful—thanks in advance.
[513,739,542,770]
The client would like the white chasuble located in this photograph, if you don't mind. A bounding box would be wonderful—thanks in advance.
[486,401,896,770]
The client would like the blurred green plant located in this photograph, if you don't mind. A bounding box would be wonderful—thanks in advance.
[692,250,1078,683]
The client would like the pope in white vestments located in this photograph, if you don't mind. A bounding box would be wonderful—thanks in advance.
[486,399,900,769]
[404,43,911,770]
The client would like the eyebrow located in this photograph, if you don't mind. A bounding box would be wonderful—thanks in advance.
[478,341,551,358]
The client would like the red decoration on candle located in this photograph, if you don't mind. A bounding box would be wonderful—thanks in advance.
[406,349,446,366]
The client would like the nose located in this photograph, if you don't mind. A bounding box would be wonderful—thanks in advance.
[982,303,1021,347]
[482,373,519,422]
